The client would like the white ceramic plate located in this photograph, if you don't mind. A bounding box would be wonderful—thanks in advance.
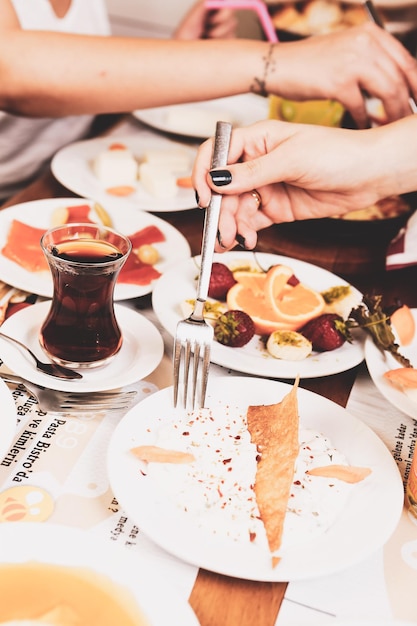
[0,301,164,393]
[0,378,17,461]
[107,376,403,582]
[0,522,199,626]
[0,197,191,300]
[365,308,417,419]
[151,252,365,379]
[133,93,269,139]
[51,132,197,212]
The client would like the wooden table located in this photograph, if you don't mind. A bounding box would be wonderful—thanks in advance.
[2,168,416,626]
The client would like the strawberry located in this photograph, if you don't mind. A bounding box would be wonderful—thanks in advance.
[214,310,255,348]
[300,313,350,352]
[208,263,237,300]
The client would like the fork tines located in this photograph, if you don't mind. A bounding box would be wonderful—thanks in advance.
[60,390,137,411]
[173,317,212,410]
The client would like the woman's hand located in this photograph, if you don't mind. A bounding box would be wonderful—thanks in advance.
[267,22,417,129]
[192,118,417,251]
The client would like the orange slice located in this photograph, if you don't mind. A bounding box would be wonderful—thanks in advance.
[265,265,325,326]
[264,264,295,300]
[232,270,267,294]
[226,281,299,335]
[226,264,325,334]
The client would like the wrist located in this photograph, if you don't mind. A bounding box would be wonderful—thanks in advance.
[369,117,417,197]
[250,43,278,97]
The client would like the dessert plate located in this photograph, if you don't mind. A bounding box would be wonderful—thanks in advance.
[152,251,365,379]
[51,131,198,212]
[0,197,191,300]
[0,301,164,393]
[107,376,403,582]
[0,522,199,626]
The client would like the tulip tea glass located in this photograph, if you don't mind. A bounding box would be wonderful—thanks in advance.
[40,223,131,368]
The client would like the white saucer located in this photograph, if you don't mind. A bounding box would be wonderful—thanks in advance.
[0,301,164,392]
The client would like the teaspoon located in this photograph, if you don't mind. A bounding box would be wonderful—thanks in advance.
[0,332,83,380]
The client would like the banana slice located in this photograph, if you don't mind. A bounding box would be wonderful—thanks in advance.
[266,330,312,361]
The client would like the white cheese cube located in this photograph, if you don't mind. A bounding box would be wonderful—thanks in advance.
[142,148,190,172]
[92,144,138,187]
[138,162,178,199]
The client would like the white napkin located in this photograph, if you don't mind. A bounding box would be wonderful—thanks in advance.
[386,209,417,270]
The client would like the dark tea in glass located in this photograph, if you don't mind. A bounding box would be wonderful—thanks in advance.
[40,223,131,368]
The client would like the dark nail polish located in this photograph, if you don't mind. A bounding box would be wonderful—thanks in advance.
[235,234,247,249]
[195,190,200,205]
[217,229,227,249]
[209,169,232,187]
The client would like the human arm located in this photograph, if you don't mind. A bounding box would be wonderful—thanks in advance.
[0,0,416,126]
[173,0,238,39]
[192,116,417,250]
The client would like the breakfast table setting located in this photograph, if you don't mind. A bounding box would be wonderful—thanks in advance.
[1,31,417,621]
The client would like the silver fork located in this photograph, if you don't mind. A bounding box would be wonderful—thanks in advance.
[0,372,137,413]
[173,121,232,409]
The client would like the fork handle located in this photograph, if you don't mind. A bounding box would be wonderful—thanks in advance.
[0,372,26,386]
[196,121,232,302]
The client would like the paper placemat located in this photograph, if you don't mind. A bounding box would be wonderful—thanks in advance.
[277,363,417,625]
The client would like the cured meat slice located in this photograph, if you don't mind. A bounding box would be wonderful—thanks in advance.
[2,219,47,272]
[1,214,166,286]
[128,225,166,248]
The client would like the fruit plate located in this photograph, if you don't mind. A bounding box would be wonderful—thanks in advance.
[365,308,417,419]
[151,251,366,379]
[107,377,403,582]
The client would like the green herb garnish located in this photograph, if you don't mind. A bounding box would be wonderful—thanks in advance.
[348,294,412,368]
